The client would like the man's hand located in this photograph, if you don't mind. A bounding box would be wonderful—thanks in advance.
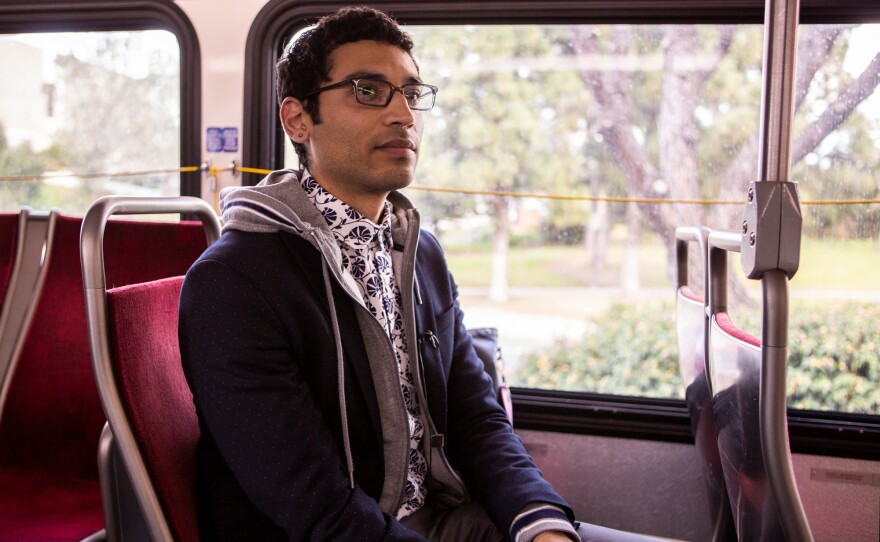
[534,531,577,542]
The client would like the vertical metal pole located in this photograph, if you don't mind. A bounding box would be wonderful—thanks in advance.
[757,1,812,541]
[758,0,799,183]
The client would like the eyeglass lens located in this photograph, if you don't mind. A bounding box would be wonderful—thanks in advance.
[353,80,436,110]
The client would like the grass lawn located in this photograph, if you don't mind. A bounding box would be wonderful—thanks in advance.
[445,237,880,291]
[791,238,880,291]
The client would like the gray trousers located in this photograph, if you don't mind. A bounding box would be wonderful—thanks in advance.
[401,502,672,542]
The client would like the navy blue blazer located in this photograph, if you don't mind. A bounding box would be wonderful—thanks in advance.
[179,228,573,541]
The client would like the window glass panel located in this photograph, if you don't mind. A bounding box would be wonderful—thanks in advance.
[283,23,880,414]
[786,25,880,413]
[407,23,763,402]
[722,25,880,415]
[0,31,181,215]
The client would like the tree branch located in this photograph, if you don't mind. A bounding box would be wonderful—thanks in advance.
[717,28,858,220]
[792,51,880,164]
[794,26,843,112]
[573,26,668,233]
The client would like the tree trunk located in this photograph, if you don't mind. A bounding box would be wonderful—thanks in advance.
[621,204,641,294]
[585,175,609,285]
[489,194,510,303]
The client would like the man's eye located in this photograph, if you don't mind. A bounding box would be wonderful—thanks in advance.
[355,82,384,101]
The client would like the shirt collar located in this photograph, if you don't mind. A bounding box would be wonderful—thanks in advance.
[300,169,392,250]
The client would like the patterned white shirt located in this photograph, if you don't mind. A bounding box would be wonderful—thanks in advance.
[299,172,428,519]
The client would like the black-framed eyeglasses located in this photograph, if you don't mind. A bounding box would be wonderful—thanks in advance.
[302,78,438,111]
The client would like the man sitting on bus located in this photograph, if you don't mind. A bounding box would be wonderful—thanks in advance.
[180,7,654,542]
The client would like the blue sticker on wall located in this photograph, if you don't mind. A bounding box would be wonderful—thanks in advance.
[207,127,223,152]
[222,127,239,152]
[207,127,239,153]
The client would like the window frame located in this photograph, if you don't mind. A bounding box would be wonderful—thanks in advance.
[0,0,202,198]
[244,0,880,459]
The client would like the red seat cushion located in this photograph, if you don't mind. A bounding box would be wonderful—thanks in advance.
[714,311,761,347]
[108,276,199,542]
[678,284,703,303]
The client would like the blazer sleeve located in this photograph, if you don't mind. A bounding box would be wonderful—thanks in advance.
[179,257,425,542]
[417,234,575,535]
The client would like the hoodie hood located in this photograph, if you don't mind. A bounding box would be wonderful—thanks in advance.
[220,169,344,273]
[220,169,418,294]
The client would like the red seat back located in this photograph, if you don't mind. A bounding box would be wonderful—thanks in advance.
[0,216,103,477]
[0,215,209,479]
[107,276,198,542]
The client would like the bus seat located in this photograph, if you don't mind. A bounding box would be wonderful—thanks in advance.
[674,226,736,541]
[0,207,215,542]
[81,196,220,542]
[707,229,811,541]
[104,276,199,542]
[709,310,785,541]
[0,214,106,542]
[467,327,513,424]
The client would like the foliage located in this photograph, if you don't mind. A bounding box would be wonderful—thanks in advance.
[408,25,592,298]
[514,300,880,415]
[787,302,880,413]
[52,34,180,175]
[515,301,682,397]
[0,32,180,215]
[407,23,880,303]
[0,122,65,209]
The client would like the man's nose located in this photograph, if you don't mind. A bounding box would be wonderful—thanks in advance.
[385,90,417,126]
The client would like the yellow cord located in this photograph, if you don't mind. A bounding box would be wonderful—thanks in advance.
[1,166,877,206]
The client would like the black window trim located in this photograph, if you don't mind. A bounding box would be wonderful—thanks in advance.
[513,388,880,461]
[0,0,202,198]
[244,0,880,460]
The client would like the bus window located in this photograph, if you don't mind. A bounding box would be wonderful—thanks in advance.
[0,30,181,215]
[282,22,879,415]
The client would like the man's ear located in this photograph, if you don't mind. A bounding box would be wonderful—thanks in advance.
[280,97,311,142]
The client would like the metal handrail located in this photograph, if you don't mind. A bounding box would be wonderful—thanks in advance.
[81,196,220,542]
[675,225,712,384]
[675,226,711,293]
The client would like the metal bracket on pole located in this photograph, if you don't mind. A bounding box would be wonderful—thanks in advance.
[740,180,802,279]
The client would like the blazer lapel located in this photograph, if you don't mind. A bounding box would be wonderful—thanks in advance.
[279,231,383,443]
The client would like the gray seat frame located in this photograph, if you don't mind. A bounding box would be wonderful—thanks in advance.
[0,208,57,423]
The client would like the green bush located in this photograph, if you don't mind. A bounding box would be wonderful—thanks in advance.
[515,302,683,399]
[787,302,880,413]
[514,300,880,414]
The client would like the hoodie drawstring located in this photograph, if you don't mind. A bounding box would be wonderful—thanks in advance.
[322,259,355,489]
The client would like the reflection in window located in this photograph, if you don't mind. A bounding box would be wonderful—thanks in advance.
[0,31,181,215]
[284,23,879,413]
